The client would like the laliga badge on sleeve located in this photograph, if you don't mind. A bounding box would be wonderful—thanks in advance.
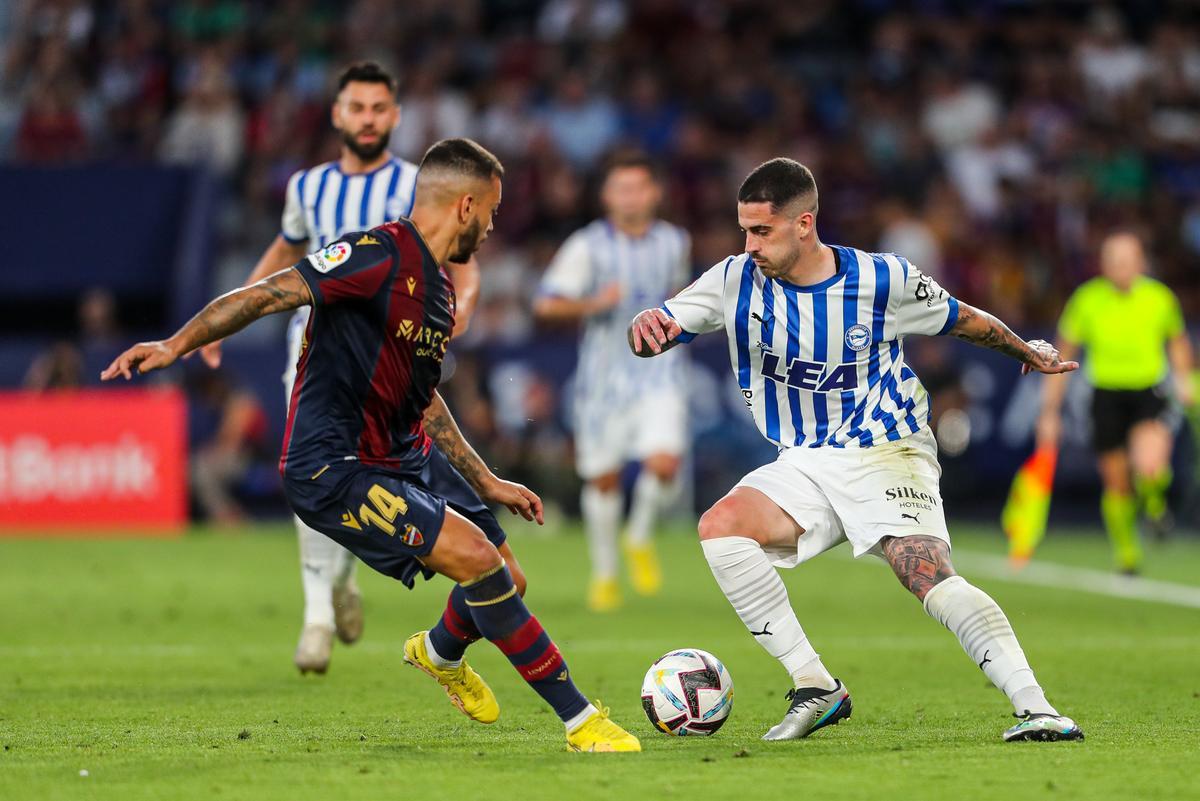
[308,241,353,273]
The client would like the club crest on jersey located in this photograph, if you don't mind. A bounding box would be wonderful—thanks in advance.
[309,241,352,273]
[845,323,872,352]
[400,523,424,547]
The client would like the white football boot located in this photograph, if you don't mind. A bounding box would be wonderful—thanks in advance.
[332,581,364,644]
[1003,712,1084,742]
[762,679,852,741]
[294,623,334,674]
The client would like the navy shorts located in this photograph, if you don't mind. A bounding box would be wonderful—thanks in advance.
[283,447,507,588]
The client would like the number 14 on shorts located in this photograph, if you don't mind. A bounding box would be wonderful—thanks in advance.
[350,484,425,547]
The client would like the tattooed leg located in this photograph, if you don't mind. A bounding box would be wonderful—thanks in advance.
[880,535,957,601]
[884,534,1058,716]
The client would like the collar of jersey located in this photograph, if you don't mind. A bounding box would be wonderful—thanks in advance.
[762,246,847,294]
[398,217,436,261]
[331,156,401,177]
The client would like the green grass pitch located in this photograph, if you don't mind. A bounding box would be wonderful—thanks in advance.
[1,521,1198,801]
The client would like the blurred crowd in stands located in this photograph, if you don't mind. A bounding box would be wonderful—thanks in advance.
[4,0,1200,519]
[6,0,1200,326]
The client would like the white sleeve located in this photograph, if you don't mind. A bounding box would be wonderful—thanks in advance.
[896,261,960,337]
[538,231,593,299]
[280,171,308,244]
[662,258,728,340]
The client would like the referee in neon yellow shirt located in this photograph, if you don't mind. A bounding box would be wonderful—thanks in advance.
[1038,232,1193,573]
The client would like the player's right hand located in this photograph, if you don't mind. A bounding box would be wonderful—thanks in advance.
[100,341,179,381]
[629,308,682,356]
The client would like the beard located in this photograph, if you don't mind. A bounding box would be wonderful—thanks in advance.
[449,218,483,263]
[341,128,391,162]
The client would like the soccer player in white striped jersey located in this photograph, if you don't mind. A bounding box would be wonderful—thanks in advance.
[535,153,691,612]
[198,62,480,675]
[629,158,1084,743]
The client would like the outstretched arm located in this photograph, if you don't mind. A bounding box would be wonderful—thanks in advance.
[949,302,1079,376]
[101,268,312,380]
[423,391,544,524]
[197,236,309,368]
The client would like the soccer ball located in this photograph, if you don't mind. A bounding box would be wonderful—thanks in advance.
[640,648,734,736]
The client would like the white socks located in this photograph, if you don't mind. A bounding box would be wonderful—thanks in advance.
[581,485,621,579]
[297,516,355,629]
[626,472,671,546]
[424,631,461,669]
[923,576,1057,716]
[564,703,599,732]
[701,536,835,690]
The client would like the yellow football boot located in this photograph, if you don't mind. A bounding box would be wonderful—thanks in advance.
[566,703,642,753]
[624,540,662,596]
[403,631,499,724]
[586,577,621,612]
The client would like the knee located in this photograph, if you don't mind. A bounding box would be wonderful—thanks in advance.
[589,472,621,493]
[643,455,680,483]
[458,537,504,580]
[698,500,740,542]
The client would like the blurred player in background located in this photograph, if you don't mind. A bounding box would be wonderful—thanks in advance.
[630,158,1083,743]
[103,138,641,753]
[198,62,479,674]
[534,152,691,612]
[1035,232,1193,573]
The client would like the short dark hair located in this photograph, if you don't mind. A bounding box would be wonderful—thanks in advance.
[337,61,396,94]
[419,138,504,181]
[737,158,818,214]
[602,149,659,181]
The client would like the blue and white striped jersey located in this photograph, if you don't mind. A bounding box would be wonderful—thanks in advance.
[662,246,960,449]
[540,219,691,411]
[281,156,420,249]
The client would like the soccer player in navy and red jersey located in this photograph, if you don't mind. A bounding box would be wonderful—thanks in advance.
[102,138,640,752]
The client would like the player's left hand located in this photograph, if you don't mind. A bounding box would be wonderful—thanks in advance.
[100,340,180,381]
[480,477,544,525]
[1021,339,1078,376]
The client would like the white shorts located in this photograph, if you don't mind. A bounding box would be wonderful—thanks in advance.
[737,427,950,568]
[282,307,311,402]
[575,391,688,479]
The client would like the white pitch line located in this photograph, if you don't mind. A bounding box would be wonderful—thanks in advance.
[952,550,1200,610]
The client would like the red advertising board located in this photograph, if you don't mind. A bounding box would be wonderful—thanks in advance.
[0,389,187,535]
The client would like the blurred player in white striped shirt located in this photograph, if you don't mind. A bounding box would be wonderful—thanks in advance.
[629,158,1084,743]
[199,62,479,675]
[535,153,691,612]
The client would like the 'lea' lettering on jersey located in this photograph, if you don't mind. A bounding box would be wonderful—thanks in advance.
[761,353,859,392]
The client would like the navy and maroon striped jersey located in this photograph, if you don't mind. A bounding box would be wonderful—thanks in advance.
[280,218,456,479]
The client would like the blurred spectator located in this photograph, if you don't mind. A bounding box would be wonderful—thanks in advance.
[186,367,269,525]
[540,70,620,168]
[877,197,941,274]
[23,342,83,391]
[158,52,244,175]
[390,61,476,161]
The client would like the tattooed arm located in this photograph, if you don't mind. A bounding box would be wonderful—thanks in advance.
[423,392,544,524]
[101,268,312,380]
[949,302,1079,376]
